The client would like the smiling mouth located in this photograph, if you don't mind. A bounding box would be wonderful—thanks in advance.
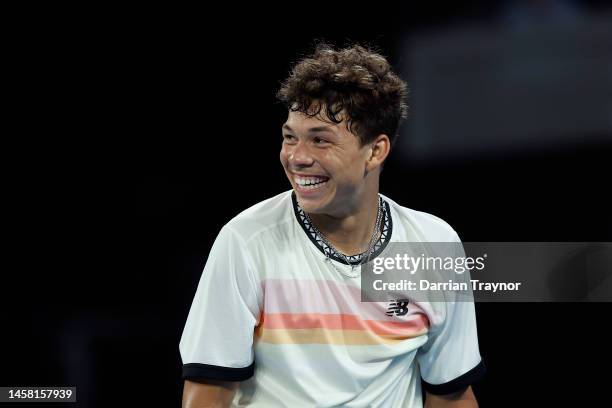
[293,175,330,190]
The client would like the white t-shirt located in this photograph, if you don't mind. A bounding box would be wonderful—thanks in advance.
[179,190,485,407]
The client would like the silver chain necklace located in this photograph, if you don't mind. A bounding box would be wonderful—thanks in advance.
[302,196,383,278]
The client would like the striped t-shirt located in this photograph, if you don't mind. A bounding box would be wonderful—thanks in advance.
[179,190,485,407]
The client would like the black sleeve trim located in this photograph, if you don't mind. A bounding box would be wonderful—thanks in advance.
[422,360,486,395]
[182,362,255,382]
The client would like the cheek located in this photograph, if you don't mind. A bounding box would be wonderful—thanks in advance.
[341,153,368,181]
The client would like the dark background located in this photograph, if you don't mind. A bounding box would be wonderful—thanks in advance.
[2,1,611,407]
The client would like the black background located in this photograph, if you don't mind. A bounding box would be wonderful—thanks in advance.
[2,2,611,407]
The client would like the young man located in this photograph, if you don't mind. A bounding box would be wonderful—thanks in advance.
[180,44,485,407]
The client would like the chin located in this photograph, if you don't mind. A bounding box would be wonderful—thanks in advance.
[294,189,333,214]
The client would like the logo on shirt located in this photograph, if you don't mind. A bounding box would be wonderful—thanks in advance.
[386,299,410,316]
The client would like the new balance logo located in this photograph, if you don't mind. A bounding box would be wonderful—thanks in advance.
[386,299,410,316]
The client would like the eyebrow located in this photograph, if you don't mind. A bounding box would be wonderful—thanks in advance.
[282,124,334,133]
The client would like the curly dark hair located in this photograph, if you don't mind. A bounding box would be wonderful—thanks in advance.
[277,42,409,147]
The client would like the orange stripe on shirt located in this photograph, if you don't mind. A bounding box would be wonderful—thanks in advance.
[257,327,428,345]
[262,313,429,337]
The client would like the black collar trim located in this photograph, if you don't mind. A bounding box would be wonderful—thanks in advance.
[291,191,393,265]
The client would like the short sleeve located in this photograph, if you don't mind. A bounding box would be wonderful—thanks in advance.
[179,225,262,382]
[416,241,486,395]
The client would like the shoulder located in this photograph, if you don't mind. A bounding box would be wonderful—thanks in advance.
[222,190,294,244]
[381,194,461,242]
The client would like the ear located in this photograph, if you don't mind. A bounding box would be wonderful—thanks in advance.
[365,134,391,173]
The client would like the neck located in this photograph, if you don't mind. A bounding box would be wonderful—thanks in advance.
[308,192,381,256]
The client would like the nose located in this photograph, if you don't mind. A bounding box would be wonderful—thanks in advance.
[286,140,314,168]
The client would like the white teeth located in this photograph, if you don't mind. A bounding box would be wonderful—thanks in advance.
[295,176,327,186]
[294,176,328,189]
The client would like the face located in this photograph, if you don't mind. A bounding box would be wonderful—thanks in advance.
[280,110,374,216]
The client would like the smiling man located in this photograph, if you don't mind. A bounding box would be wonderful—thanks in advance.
[180,43,485,407]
